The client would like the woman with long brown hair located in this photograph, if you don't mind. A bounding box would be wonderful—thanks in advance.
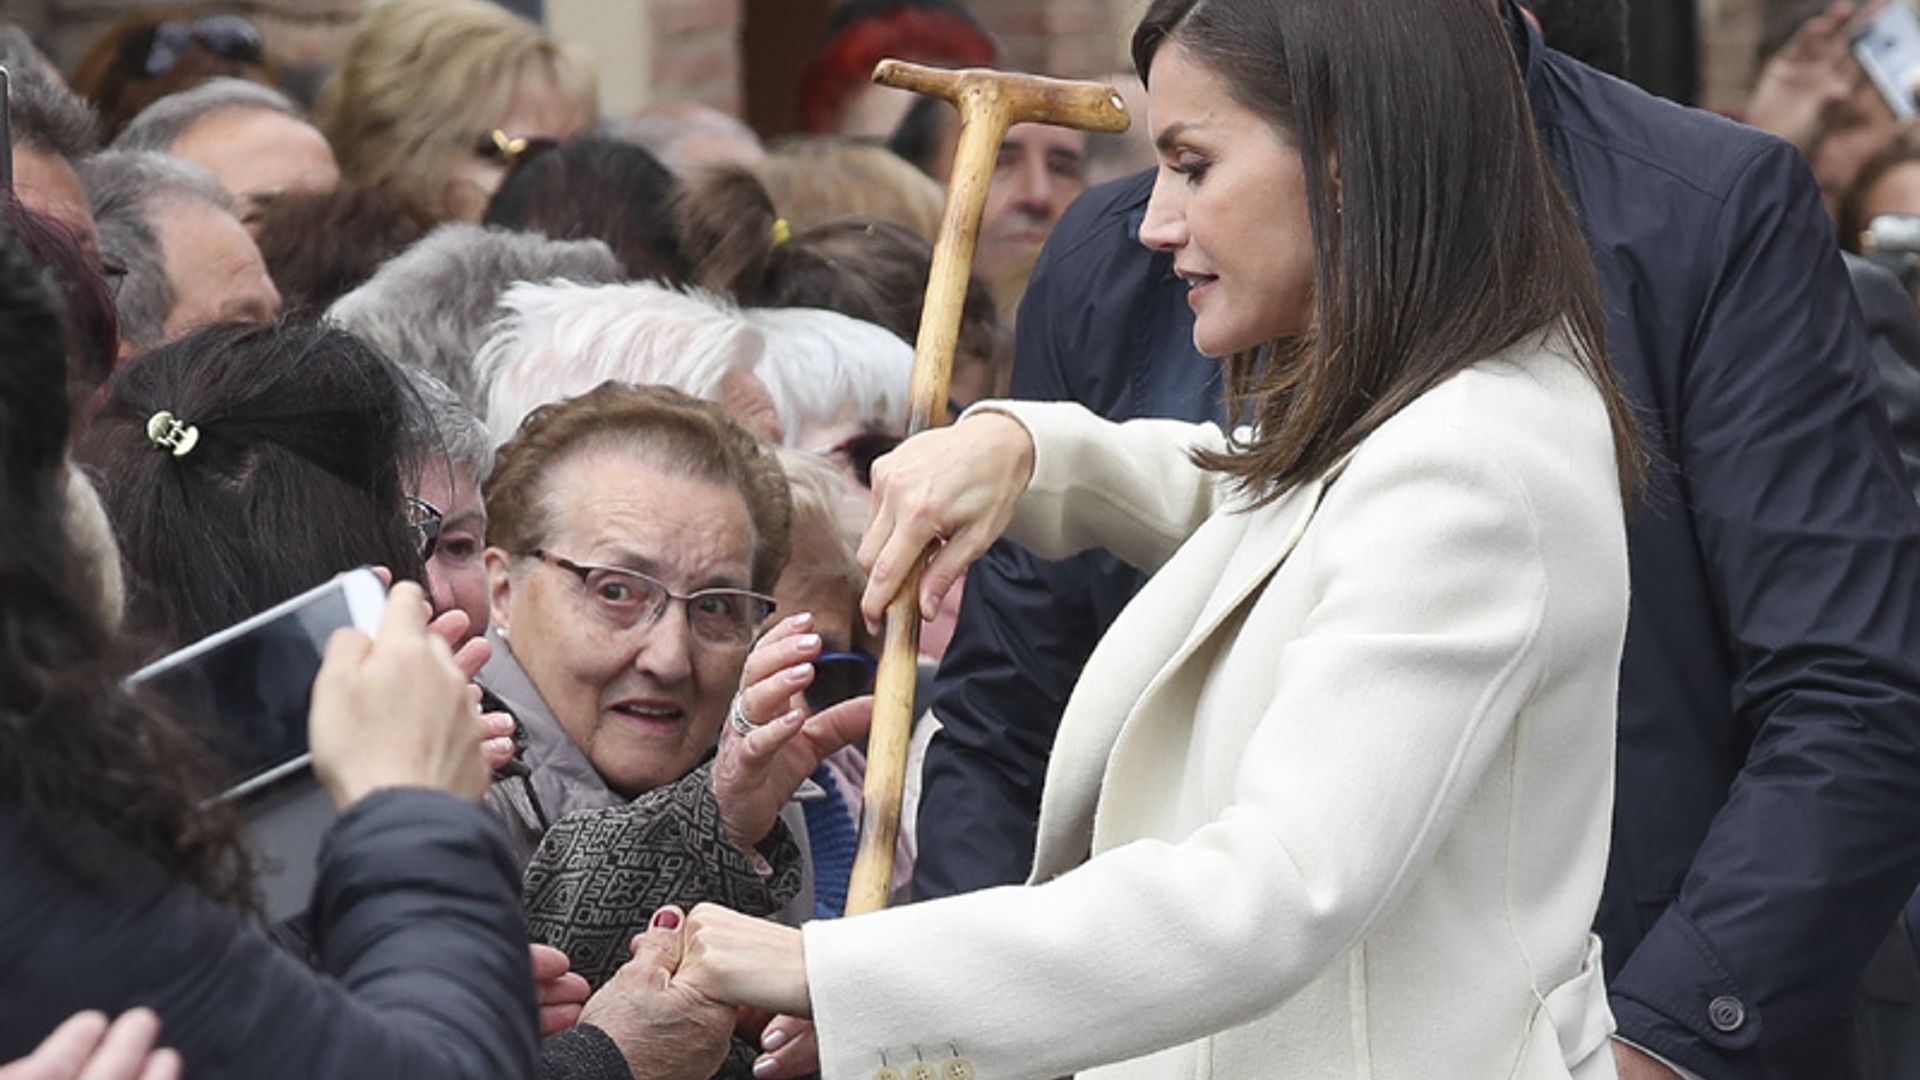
[672,0,1643,1077]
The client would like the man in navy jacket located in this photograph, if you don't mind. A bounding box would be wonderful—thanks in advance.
[916,3,1920,1076]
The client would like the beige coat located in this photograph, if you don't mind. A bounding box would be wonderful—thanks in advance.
[805,340,1630,1080]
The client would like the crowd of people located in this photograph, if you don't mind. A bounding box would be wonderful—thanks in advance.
[5,0,1920,1078]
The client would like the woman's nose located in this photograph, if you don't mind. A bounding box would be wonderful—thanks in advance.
[1138,171,1187,253]
[631,601,697,683]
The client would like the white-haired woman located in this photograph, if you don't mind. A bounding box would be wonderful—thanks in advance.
[749,306,912,452]
[474,280,786,445]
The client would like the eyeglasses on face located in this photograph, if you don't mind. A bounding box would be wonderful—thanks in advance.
[531,549,776,649]
[142,16,264,78]
[406,496,444,561]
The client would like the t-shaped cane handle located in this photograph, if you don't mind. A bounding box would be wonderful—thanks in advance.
[845,62,1129,917]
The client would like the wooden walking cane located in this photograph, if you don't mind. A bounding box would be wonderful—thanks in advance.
[844,62,1130,916]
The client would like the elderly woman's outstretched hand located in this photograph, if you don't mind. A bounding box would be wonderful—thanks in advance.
[858,411,1035,629]
[712,613,873,851]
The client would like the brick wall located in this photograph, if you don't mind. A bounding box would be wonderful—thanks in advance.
[970,0,1133,78]
[4,0,1803,122]
[648,0,742,112]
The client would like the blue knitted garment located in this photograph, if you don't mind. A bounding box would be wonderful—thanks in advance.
[802,763,857,919]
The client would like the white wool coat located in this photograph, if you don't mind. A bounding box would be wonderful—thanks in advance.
[805,338,1630,1080]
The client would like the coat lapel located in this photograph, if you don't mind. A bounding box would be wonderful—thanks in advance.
[1029,473,1332,880]
[1182,475,1332,659]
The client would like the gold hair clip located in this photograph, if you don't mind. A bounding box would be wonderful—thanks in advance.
[770,217,792,247]
[145,410,200,458]
[490,129,531,161]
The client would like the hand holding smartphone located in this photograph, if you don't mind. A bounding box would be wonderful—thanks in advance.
[128,568,387,920]
[1853,3,1920,122]
[308,581,489,807]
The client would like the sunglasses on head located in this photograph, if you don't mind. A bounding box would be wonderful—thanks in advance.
[805,651,877,712]
[142,16,264,78]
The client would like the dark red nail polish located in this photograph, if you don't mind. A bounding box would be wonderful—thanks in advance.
[652,909,681,930]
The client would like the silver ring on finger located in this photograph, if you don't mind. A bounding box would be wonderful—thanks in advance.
[728,692,757,737]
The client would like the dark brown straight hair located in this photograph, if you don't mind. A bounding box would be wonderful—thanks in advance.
[1133,0,1643,505]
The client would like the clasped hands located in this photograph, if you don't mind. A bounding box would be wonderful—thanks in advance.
[537,906,813,1080]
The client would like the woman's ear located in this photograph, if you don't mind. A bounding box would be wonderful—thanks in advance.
[485,547,515,637]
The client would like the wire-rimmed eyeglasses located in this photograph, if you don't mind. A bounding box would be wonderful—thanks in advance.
[531,549,776,649]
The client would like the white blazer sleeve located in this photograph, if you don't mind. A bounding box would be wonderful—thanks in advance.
[803,421,1559,1080]
[971,399,1232,574]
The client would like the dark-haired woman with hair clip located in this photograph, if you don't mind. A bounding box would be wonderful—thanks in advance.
[671,0,1645,1077]
[0,227,544,1075]
[76,321,428,651]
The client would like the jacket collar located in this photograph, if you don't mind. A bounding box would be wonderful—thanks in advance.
[1504,0,1561,133]
[480,631,626,824]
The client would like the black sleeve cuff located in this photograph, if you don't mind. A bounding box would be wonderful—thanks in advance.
[541,1025,634,1080]
[1608,905,1761,1078]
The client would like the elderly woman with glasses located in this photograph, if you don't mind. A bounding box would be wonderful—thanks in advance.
[478,382,872,997]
